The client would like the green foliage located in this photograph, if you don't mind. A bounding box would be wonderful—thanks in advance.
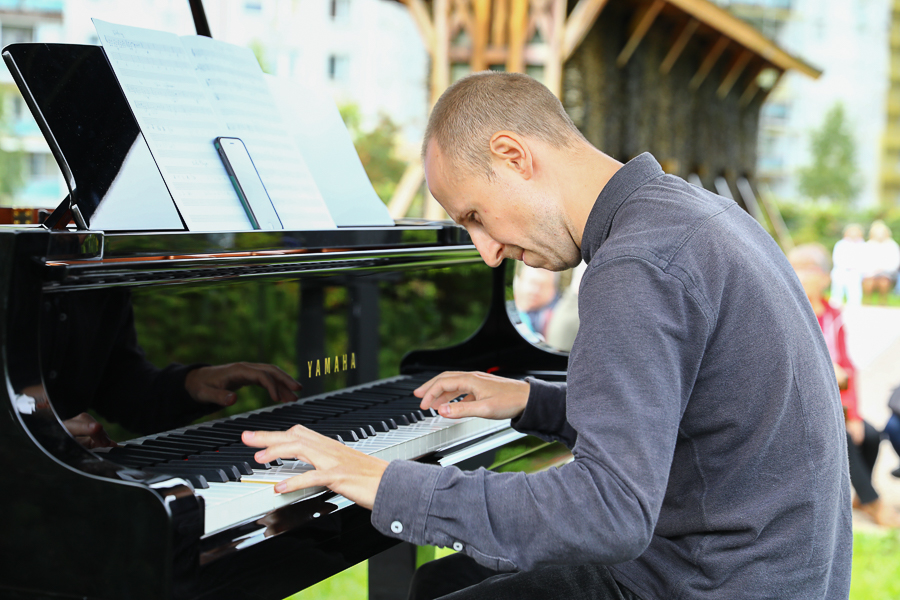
[777,197,900,252]
[798,103,861,204]
[0,89,25,201]
[339,103,407,202]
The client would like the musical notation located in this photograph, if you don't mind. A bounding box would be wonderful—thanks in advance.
[92,20,337,232]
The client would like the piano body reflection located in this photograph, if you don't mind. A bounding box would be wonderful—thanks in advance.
[0,40,569,600]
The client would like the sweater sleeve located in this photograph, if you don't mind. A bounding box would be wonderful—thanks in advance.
[510,378,577,448]
[371,256,709,572]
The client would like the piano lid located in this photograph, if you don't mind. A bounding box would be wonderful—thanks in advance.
[2,43,186,231]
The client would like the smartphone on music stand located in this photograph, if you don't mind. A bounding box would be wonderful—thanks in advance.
[215,137,283,230]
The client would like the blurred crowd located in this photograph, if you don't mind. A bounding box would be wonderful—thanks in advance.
[831,220,900,307]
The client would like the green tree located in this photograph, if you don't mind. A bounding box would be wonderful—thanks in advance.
[798,103,861,203]
[0,89,25,203]
[339,103,406,202]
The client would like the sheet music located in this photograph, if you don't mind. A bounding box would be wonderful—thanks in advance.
[268,77,394,227]
[92,20,336,231]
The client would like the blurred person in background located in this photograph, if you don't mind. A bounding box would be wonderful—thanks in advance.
[789,244,900,527]
[830,223,866,307]
[513,265,560,340]
[883,386,900,478]
[862,220,900,305]
[545,262,587,351]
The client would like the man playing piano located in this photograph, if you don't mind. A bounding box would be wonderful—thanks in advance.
[243,72,851,599]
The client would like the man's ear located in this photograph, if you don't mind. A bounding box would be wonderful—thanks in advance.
[489,132,533,180]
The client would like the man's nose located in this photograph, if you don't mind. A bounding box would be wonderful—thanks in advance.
[472,230,505,267]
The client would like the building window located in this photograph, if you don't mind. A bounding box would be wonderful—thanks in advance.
[12,96,27,122]
[2,26,34,46]
[328,54,350,82]
[28,153,57,181]
[330,0,350,21]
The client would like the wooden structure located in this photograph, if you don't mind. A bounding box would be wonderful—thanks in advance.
[389,0,820,240]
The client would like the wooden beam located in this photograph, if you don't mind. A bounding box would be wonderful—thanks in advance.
[388,159,425,219]
[398,0,436,55]
[471,0,492,70]
[617,0,665,68]
[717,48,752,98]
[544,0,567,96]
[738,61,764,107]
[689,34,728,90]
[430,0,450,104]
[660,17,698,75]
[665,0,820,79]
[492,0,509,47]
[562,0,611,61]
[507,0,530,73]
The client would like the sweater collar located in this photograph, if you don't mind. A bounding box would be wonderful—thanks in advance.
[580,152,665,264]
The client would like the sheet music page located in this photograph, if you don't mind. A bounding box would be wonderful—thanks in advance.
[93,20,336,231]
[179,35,335,230]
[267,77,394,227]
[92,20,252,232]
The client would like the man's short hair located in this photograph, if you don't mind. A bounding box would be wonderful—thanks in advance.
[423,71,586,178]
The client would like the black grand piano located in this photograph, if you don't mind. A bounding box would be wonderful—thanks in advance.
[0,9,569,600]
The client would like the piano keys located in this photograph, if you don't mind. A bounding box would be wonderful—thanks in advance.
[99,374,518,535]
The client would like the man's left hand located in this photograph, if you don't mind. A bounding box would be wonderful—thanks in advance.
[241,426,388,510]
[186,362,302,407]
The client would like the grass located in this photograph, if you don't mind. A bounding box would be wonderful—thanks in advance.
[850,530,900,599]
[285,532,900,599]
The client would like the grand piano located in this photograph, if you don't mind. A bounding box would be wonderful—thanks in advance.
[0,8,570,600]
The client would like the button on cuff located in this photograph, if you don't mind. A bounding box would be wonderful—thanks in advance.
[452,541,463,552]
[390,521,403,534]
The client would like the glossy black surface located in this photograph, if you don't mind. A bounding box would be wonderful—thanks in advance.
[1,222,568,599]
[2,43,185,230]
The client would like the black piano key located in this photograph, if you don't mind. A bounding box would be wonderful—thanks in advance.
[235,414,309,428]
[105,454,157,467]
[275,405,346,418]
[211,421,284,433]
[183,458,252,476]
[171,461,241,482]
[329,392,394,403]
[178,429,242,443]
[303,400,372,412]
[305,425,360,442]
[160,432,228,446]
[196,451,274,470]
[108,446,188,461]
[141,439,213,453]
[143,465,230,483]
[319,418,380,436]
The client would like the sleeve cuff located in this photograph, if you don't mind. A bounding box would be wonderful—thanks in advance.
[511,377,566,434]
[371,459,442,545]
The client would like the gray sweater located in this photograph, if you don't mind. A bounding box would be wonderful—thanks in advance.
[372,154,852,599]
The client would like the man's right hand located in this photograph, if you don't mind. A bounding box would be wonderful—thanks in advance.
[414,371,530,420]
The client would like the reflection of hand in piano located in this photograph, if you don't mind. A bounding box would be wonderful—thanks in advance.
[185,362,302,407]
[63,412,117,449]
[415,371,531,420]
[242,425,388,510]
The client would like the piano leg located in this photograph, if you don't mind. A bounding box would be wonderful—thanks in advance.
[368,542,418,600]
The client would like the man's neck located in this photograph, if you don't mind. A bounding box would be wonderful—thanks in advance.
[557,145,623,250]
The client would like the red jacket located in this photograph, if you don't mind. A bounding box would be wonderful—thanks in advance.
[817,302,858,420]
